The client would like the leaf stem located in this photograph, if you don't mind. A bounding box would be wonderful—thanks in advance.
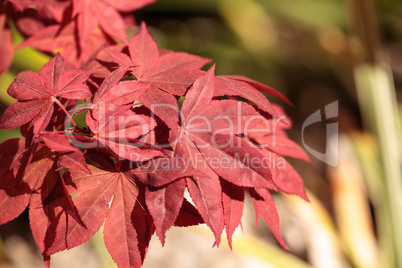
[54,98,77,128]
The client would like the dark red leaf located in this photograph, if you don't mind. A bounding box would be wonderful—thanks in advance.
[248,188,289,250]
[145,179,186,245]
[267,134,310,162]
[16,23,72,52]
[7,71,47,100]
[176,67,276,189]
[25,149,61,255]
[0,138,26,176]
[187,176,223,246]
[195,100,267,135]
[247,106,310,163]
[47,165,118,255]
[103,172,143,268]
[190,134,276,189]
[92,67,129,104]
[174,199,204,227]
[221,179,244,249]
[73,0,152,48]
[93,1,128,44]
[0,170,33,225]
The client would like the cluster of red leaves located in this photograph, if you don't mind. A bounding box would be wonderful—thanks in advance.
[0,0,154,72]
[0,1,309,268]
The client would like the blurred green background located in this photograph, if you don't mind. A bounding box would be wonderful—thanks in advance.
[1,0,402,267]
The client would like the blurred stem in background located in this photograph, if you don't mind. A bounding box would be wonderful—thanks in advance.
[349,0,402,267]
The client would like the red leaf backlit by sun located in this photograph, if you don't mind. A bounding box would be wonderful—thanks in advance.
[0,11,309,267]
[0,54,90,139]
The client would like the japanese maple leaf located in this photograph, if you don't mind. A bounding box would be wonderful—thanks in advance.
[27,150,85,263]
[247,187,289,250]
[246,105,309,201]
[0,141,84,266]
[130,157,206,245]
[50,159,196,268]
[247,105,310,161]
[99,22,207,97]
[38,132,90,173]
[214,76,282,118]
[90,67,149,110]
[73,68,164,161]
[178,66,277,189]
[221,179,244,249]
[97,23,210,134]
[219,75,292,105]
[14,0,155,68]
[72,0,155,49]
[17,19,114,68]
[0,138,29,225]
[41,163,148,267]
[85,105,165,162]
[0,54,91,136]
[127,22,210,95]
[0,133,88,262]
[0,133,89,240]
[168,66,280,245]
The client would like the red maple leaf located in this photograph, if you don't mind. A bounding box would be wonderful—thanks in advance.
[85,105,165,161]
[38,132,90,173]
[162,66,285,246]
[127,22,210,96]
[12,0,155,68]
[0,139,85,265]
[246,105,309,201]
[0,54,91,137]
[72,0,155,46]
[69,67,166,162]
[50,157,200,268]
[0,138,29,225]
[96,23,210,135]
[17,19,114,68]
[132,158,206,244]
